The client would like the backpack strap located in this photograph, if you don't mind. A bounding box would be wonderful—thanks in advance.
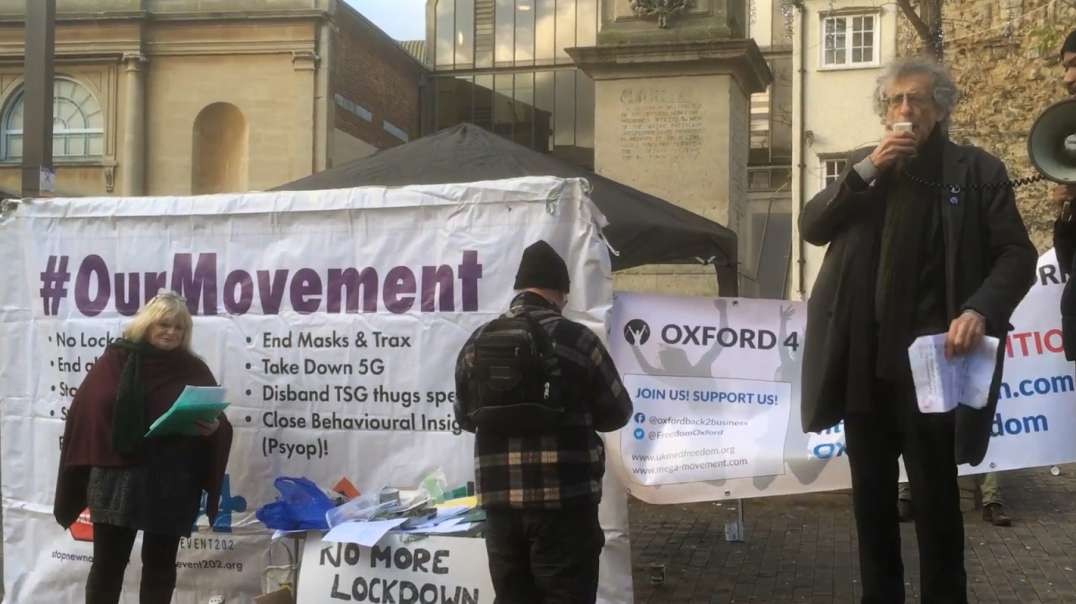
[505,309,559,375]
[506,309,562,408]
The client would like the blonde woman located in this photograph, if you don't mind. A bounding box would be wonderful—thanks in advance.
[54,291,233,604]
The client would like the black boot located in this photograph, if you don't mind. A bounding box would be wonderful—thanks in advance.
[982,503,1012,527]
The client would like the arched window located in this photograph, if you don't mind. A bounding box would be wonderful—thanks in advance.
[191,102,248,194]
[1,76,105,160]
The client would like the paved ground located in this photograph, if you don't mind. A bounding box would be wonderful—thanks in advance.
[629,466,1076,603]
[3,466,1072,602]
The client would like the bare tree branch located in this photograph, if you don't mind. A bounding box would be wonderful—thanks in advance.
[895,0,938,57]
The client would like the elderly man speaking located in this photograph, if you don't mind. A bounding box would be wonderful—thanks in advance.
[799,57,1036,603]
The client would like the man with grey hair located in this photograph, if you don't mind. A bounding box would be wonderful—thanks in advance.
[800,56,1036,602]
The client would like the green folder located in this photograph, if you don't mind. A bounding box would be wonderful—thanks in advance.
[145,386,229,437]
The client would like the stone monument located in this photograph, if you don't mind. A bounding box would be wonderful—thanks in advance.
[568,0,770,296]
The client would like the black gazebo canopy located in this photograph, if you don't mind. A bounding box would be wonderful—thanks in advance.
[275,123,738,293]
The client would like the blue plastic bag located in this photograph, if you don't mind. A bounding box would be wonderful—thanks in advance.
[255,477,334,530]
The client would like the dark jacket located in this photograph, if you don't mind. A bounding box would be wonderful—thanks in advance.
[1054,216,1076,360]
[54,344,233,528]
[454,291,633,509]
[800,141,1037,465]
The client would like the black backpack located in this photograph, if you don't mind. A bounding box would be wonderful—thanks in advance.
[465,311,564,435]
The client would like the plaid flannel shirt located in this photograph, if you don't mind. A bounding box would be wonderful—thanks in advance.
[454,291,633,509]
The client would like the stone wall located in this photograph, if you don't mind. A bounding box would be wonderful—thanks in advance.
[897,0,1076,252]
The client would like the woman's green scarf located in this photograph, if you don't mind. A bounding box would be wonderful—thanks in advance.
[111,339,158,455]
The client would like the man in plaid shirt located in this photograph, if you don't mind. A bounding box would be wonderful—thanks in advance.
[454,240,633,603]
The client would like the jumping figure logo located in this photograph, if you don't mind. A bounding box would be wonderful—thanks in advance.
[624,319,651,345]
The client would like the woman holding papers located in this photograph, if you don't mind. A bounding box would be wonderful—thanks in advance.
[53,291,233,604]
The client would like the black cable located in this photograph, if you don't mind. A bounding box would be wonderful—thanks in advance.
[903,171,1046,193]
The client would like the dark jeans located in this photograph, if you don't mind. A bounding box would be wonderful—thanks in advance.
[845,379,967,604]
[86,523,182,604]
[484,503,605,604]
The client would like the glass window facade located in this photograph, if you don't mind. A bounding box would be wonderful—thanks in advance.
[2,76,104,161]
[431,0,598,168]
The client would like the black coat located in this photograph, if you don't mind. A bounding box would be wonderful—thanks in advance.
[800,141,1037,466]
[1054,217,1076,360]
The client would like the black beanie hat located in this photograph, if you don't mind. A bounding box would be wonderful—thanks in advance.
[514,240,570,293]
[1063,29,1076,59]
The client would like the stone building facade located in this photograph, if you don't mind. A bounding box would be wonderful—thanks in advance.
[423,0,774,297]
[790,0,901,297]
[0,0,426,198]
[897,0,1076,252]
[743,0,794,298]
[792,0,1074,297]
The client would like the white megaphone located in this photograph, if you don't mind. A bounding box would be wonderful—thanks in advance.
[1028,97,1076,184]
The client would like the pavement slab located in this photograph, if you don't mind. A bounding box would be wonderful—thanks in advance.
[629,466,1076,603]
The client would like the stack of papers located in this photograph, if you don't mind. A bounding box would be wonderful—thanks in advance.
[398,505,474,534]
[145,386,228,437]
[908,334,999,413]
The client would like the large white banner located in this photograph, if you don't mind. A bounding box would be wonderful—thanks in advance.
[974,249,1076,473]
[611,254,1076,504]
[0,177,633,603]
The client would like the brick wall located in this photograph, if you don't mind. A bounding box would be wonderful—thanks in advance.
[897,0,1076,252]
[332,2,426,154]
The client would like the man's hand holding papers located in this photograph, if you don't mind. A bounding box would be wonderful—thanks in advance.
[909,333,999,413]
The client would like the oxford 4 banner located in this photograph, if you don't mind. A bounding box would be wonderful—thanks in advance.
[0,177,633,603]
[609,249,1076,504]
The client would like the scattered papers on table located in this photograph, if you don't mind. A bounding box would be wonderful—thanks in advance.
[270,529,308,541]
[408,519,478,534]
[326,488,431,528]
[437,496,477,509]
[397,506,472,532]
[323,518,408,547]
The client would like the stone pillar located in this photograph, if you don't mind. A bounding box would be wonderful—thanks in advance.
[314,20,334,172]
[292,49,320,178]
[568,0,770,296]
[120,52,146,196]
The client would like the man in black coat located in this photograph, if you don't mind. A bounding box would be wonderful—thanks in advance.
[800,57,1037,603]
[1052,29,1076,360]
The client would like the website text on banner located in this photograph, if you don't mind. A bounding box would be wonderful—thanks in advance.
[0,177,633,603]
[609,270,1076,505]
